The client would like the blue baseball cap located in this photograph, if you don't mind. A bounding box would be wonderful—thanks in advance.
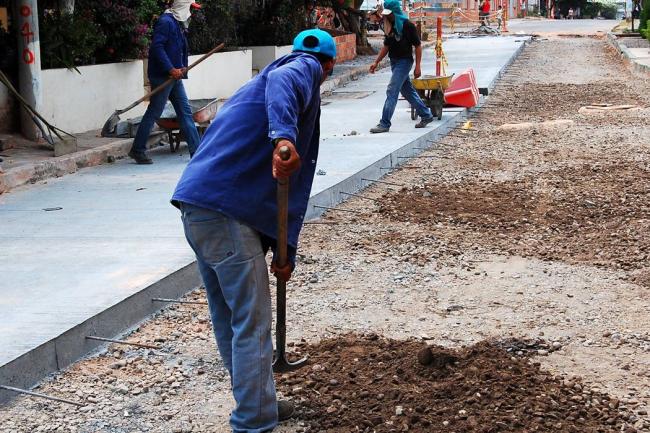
[292,29,337,60]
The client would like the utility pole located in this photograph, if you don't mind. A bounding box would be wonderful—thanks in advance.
[14,0,43,140]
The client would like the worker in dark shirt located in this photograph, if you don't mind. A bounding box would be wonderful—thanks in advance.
[129,0,201,164]
[369,0,433,133]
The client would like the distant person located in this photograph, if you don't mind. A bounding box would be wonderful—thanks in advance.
[368,0,434,134]
[129,0,202,165]
[496,5,503,29]
[568,7,574,19]
[306,0,318,28]
[480,0,491,26]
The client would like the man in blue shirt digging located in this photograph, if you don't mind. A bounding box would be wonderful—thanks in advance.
[171,29,336,432]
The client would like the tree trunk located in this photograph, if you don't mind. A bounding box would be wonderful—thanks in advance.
[331,1,373,53]
[60,0,74,14]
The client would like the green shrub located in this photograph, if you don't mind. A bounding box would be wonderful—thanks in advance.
[641,20,650,38]
[187,0,236,54]
[600,3,617,18]
[582,2,601,18]
[0,24,17,77]
[39,10,106,69]
[640,0,649,35]
[235,0,305,46]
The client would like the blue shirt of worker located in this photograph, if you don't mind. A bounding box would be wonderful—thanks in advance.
[148,13,189,80]
[171,52,323,262]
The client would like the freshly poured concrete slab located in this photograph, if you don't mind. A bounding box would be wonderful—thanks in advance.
[0,36,526,390]
[313,36,526,194]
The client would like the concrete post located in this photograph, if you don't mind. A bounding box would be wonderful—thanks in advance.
[14,0,43,140]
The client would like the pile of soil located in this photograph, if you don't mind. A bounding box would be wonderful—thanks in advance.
[378,163,650,273]
[277,335,636,432]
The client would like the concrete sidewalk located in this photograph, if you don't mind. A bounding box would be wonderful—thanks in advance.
[0,36,527,399]
[607,33,650,76]
[0,46,386,195]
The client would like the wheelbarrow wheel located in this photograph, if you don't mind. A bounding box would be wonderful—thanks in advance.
[168,132,176,153]
[173,135,181,153]
[432,88,445,121]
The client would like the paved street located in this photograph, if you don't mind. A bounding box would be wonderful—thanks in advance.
[507,17,618,35]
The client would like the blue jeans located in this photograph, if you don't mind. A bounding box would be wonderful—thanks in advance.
[380,58,433,129]
[132,77,200,155]
[180,203,277,433]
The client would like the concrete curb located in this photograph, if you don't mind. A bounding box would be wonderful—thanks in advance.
[0,133,164,195]
[0,38,528,406]
[0,263,200,405]
[606,32,650,77]
[0,139,129,194]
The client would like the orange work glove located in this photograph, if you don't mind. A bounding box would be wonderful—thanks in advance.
[272,140,301,179]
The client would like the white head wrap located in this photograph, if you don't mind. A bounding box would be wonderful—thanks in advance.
[166,0,193,22]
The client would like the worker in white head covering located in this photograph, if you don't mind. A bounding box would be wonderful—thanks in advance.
[128,0,202,164]
[167,0,201,24]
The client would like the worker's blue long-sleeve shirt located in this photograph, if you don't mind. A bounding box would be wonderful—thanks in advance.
[171,52,323,262]
[148,13,189,80]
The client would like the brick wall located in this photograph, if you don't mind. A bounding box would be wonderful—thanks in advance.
[334,33,357,62]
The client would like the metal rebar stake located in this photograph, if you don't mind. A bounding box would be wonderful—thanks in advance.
[361,178,404,187]
[313,205,363,214]
[85,336,160,350]
[0,385,84,407]
[152,298,208,306]
[340,191,379,202]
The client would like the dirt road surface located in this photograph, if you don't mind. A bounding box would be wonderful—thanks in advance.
[1,36,649,433]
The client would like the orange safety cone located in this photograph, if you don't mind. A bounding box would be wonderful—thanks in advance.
[444,68,479,108]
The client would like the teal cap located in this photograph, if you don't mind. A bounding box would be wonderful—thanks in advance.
[292,29,337,59]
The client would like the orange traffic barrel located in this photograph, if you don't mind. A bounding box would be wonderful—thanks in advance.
[444,68,479,108]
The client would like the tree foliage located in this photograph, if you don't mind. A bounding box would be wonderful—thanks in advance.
[39,9,106,69]
[640,0,650,36]
[187,0,236,53]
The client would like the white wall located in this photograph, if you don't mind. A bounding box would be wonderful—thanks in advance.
[184,50,252,100]
[39,50,251,134]
[41,61,146,134]
[248,45,293,72]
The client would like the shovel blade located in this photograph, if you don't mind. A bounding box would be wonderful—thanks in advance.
[273,355,308,373]
[101,112,121,137]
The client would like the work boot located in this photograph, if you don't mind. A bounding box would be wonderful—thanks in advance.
[415,116,435,128]
[278,400,295,421]
[370,124,389,134]
[128,149,153,165]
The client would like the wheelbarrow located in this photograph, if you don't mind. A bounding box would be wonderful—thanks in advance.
[156,98,219,152]
[411,74,454,121]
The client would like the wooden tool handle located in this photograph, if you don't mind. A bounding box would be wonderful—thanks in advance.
[121,43,226,114]
[276,145,292,269]
[278,145,291,161]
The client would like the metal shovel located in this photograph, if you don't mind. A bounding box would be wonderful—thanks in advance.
[272,146,308,373]
[101,43,224,137]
